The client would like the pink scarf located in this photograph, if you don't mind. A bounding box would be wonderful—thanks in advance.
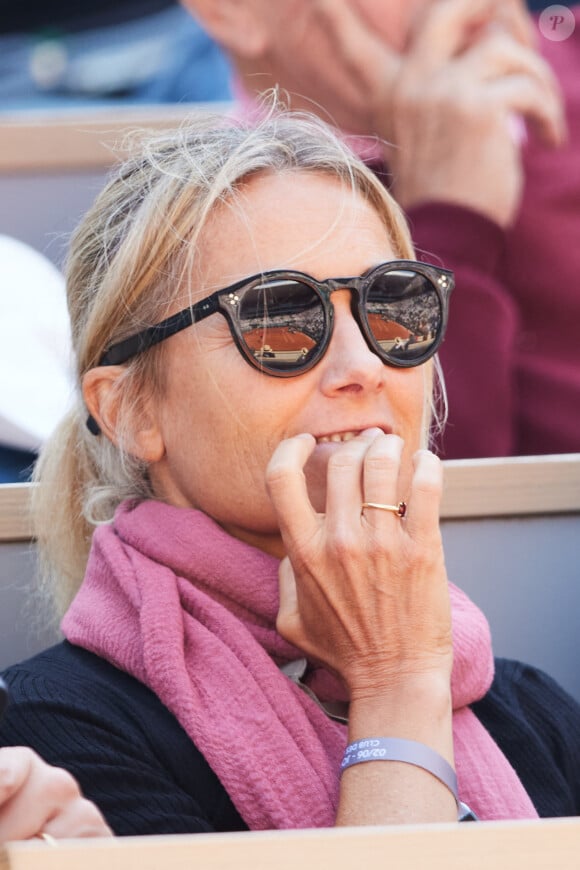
[62,499,537,827]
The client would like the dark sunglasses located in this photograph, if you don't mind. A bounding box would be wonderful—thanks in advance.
[87,260,453,433]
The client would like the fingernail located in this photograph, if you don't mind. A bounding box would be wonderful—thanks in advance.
[360,427,385,438]
[413,448,437,466]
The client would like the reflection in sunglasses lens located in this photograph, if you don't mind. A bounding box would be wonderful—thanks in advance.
[367,271,441,362]
[239,280,325,369]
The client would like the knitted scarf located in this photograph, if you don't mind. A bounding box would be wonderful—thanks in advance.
[62,499,537,828]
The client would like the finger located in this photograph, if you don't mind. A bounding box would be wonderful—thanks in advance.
[276,556,300,642]
[408,0,506,69]
[0,748,44,842]
[266,434,318,542]
[497,0,537,49]
[277,557,298,621]
[462,29,561,92]
[486,76,566,147]
[404,450,443,542]
[0,747,34,805]
[42,797,112,839]
[458,32,566,143]
[0,752,77,842]
[324,428,385,526]
[360,433,405,527]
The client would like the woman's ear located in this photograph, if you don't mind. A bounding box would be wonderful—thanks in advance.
[181,0,271,58]
[82,367,165,463]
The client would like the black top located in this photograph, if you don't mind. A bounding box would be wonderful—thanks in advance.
[1,642,579,835]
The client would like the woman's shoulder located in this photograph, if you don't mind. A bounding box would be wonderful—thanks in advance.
[486,657,580,725]
[0,641,245,835]
[4,639,126,683]
[472,657,580,817]
[0,640,190,780]
[2,641,161,722]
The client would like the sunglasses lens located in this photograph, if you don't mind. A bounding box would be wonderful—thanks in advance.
[366,269,442,363]
[237,279,326,371]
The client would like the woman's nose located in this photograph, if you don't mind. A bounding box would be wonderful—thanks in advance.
[318,291,385,396]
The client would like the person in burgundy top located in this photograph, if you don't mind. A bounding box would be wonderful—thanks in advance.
[184,0,578,458]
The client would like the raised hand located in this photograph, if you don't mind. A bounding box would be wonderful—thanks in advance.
[267,429,453,700]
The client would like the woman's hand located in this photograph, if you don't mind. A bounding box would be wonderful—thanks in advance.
[266,429,453,701]
[302,0,564,228]
[0,747,112,843]
[268,429,458,824]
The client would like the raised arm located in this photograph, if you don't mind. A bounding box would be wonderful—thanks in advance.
[267,429,457,825]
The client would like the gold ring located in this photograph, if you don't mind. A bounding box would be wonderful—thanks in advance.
[361,501,407,518]
[36,832,58,847]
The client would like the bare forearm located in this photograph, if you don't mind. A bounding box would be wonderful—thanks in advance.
[336,676,456,826]
[268,436,457,826]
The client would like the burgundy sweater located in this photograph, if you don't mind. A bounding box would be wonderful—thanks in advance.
[409,7,580,458]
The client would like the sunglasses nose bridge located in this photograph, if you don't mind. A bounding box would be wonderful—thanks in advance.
[324,277,365,325]
[319,279,372,358]
[325,276,361,294]
[324,278,364,321]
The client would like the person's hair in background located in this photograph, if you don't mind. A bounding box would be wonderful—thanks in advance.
[32,103,446,619]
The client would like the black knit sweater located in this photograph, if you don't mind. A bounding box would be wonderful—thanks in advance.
[1,642,579,835]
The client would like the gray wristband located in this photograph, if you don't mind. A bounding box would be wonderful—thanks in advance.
[341,737,478,822]
[341,737,458,800]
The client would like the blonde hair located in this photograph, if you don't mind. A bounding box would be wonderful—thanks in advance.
[33,107,444,618]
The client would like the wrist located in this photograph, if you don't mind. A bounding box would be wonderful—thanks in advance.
[347,659,453,706]
[347,671,453,755]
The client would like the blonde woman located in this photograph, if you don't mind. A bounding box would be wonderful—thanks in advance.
[0,111,578,835]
